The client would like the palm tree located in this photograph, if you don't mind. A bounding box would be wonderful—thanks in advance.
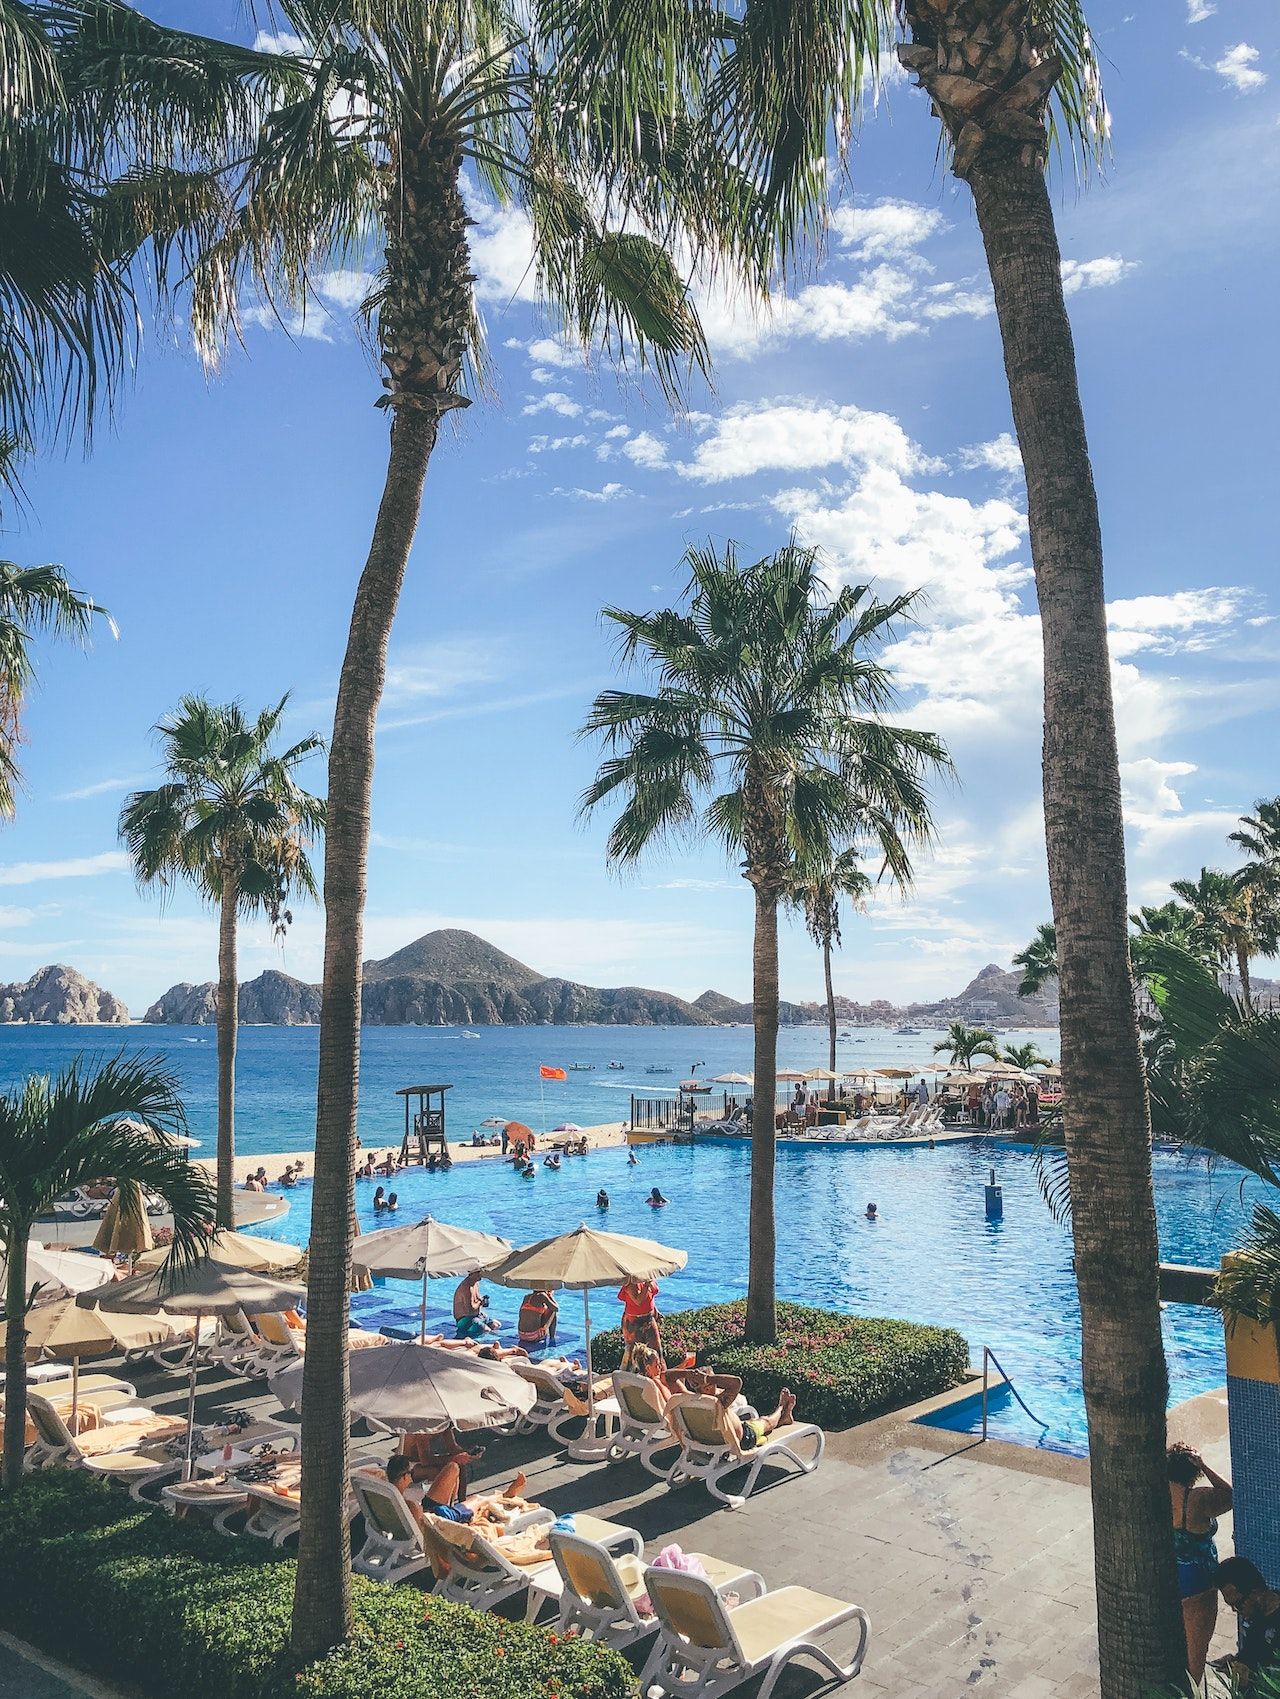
[0,558,112,815]
[704,3,1185,1684]
[120,697,324,1229]
[1012,922,1057,998]
[932,1021,999,1069]
[1003,1041,1051,1071]
[1130,900,1202,955]
[91,2,761,1654]
[582,539,949,1342]
[784,849,873,1074]
[1171,868,1276,1014]
[0,1051,215,1488]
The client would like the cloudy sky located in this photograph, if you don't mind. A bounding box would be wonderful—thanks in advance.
[3,0,1278,1015]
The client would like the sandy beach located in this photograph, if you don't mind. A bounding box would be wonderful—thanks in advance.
[201,1118,629,1187]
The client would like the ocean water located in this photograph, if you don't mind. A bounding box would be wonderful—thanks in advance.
[6,1021,1254,1455]
[0,1020,1056,1155]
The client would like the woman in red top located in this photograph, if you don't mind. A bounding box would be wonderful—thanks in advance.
[618,1274,662,1369]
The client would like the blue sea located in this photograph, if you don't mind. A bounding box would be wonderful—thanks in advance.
[5,1021,1259,1455]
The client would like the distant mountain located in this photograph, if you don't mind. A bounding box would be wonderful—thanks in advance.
[692,990,741,1017]
[0,964,129,1024]
[906,962,1059,1027]
[145,929,713,1027]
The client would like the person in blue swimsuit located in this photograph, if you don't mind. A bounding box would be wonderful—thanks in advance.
[1168,1441,1233,1684]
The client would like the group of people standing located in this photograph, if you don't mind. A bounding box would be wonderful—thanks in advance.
[960,1079,1039,1131]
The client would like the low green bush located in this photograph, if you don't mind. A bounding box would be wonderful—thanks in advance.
[0,1471,630,1699]
[592,1299,969,1428]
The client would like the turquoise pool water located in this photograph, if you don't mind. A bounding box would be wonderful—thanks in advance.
[251,1135,1266,1457]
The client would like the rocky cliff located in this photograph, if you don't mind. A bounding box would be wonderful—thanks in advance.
[0,964,129,1024]
[144,931,712,1027]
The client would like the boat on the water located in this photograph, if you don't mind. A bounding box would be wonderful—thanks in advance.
[894,1025,921,1035]
[608,1061,625,1070]
[568,1063,596,1071]
[645,1065,673,1075]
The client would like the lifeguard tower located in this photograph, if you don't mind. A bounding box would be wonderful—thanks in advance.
[396,1083,452,1164]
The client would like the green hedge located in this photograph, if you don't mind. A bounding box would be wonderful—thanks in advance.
[592,1300,969,1429]
[0,1472,630,1699]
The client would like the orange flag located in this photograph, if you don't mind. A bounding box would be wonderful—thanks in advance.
[539,1065,567,1080]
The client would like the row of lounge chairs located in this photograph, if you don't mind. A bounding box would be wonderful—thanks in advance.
[783,1102,949,1143]
[349,1472,868,1699]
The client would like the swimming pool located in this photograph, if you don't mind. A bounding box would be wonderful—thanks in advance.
[253,1137,1266,1456]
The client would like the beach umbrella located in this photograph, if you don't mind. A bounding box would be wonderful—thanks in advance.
[0,1299,175,1424]
[505,1122,534,1143]
[803,1068,841,1083]
[350,1216,510,1342]
[873,1067,916,1079]
[269,1340,534,1433]
[552,1123,582,1134]
[91,1183,154,1259]
[484,1224,687,1421]
[712,1072,752,1085]
[775,1070,808,1082]
[1,1244,112,1306]
[134,1230,303,1275]
[85,1258,304,1477]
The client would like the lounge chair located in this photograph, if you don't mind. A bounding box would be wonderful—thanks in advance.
[419,1507,557,1613]
[51,1188,108,1220]
[607,1371,680,1476]
[208,1309,270,1377]
[24,1393,181,1500]
[509,1361,579,1442]
[546,1529,764,1651]
[661,1394,824,1510]
[349,1470,433,1584]
[638,1567,869,1699]
[248,1310,305,1367]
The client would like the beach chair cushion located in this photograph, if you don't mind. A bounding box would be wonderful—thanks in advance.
[729,1587,857,1666]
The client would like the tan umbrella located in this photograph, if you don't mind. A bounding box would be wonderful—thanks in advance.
[85,1257,305,1477]
[92,1183,155,1259]
[874,1067,916,1079]
[135,1230,302,1275]
[1,1298,175,1423]
[712,1072,753,1085]
[977,1062,1023,1076]
[775,1069,808,1082]
[351,1216,511,1343]
[803,1068,841,1082]
[484,1224,687,1421]
[269,1340,535,1433]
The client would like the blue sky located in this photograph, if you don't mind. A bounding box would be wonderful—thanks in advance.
[2,0,1279,1016]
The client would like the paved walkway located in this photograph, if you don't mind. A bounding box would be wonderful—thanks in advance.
[48,1354,1236,1699]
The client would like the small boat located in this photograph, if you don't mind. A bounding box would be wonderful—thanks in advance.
[568,1063,596,1071]
[894,1025,921,1036]
[608,1061,625,1070]
[645,1065,673,1075]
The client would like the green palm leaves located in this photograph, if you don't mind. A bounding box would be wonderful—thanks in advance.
[932,1021,999,1067]
[1012,921,1057,997]
[581,538,950,884]
[0,1049,216,1487]
[0,557,111,815]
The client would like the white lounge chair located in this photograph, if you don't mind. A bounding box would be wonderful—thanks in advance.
[661,1394,824,1510]
[607,1372,680,1476]
[547,1529,764,1651]
[638,1566,869,1699]
[247,1310,305,1368]
[419,1508,558,1613]
[208,1309,270,1377]
[508,1361,579,1443]
[24,1393,180,1500]
[350,1470,433,1584]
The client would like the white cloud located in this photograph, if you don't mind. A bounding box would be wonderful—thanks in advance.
[54,774,145,802]
[695,265,921,356]
[957,433,1023,478]
[252,30,305,53]
[0,852,129,886]
[1182,43,1268,92]
[523,391,583,418]
[469,199,537,302]
[316,269,374,310]
[1120,758,1197,818]
[922,280,994,321]
[528,433,589,454]
[548,482,629,503]
[1060,256,1140,295]
[384,637,502,702]
[829,199,947,260]
[242,302,333,343]
[1186,0,1215,20]
[676,399,931,484]
[0,904,35,926]
[1215,43,1268,92]
[621,432,669,470]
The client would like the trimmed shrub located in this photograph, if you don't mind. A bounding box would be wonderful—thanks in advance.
[0,1471,630,1699]
[592,1300,969,1429]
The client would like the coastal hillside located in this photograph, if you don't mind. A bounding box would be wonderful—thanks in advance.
[0,964,128,1024]
[144,929,712,1027]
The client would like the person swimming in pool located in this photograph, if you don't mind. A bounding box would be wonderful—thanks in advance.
[647,1187,668,1207]
[627,1149,639,1166]
[865,1202,877,1220]
[596,1189,609,1209]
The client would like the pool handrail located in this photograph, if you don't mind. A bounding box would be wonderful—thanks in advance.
[980,1345,1050,1440]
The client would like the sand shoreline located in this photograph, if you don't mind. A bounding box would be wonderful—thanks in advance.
[201,1119,628,1186]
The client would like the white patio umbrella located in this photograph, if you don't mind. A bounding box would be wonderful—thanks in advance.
[85,1258,304,1477]
[483,1224,687,1421]
[803,1068,841,1082]
[551,1123,582,1133]
[0,1298,176,1424]
[134,1230,304,1275]
[2,1244,112,1306]
[269,1340,534,1433]
[712,1072,753,1085]
[350,1216,510,1342]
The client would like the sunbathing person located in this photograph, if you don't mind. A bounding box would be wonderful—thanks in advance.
[628,1342,739,1406]
[385,1454,532,1529]
[714,1384,798,1454]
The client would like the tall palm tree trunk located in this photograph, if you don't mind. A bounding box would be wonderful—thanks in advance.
[215,868,239,1229]
[290,406,439,1661]
[746,881,779,1343]
[823,934,837,1076]
[1236,942,1253,1014]
[967,151,1185,1694]
[2,1235,30,1489]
